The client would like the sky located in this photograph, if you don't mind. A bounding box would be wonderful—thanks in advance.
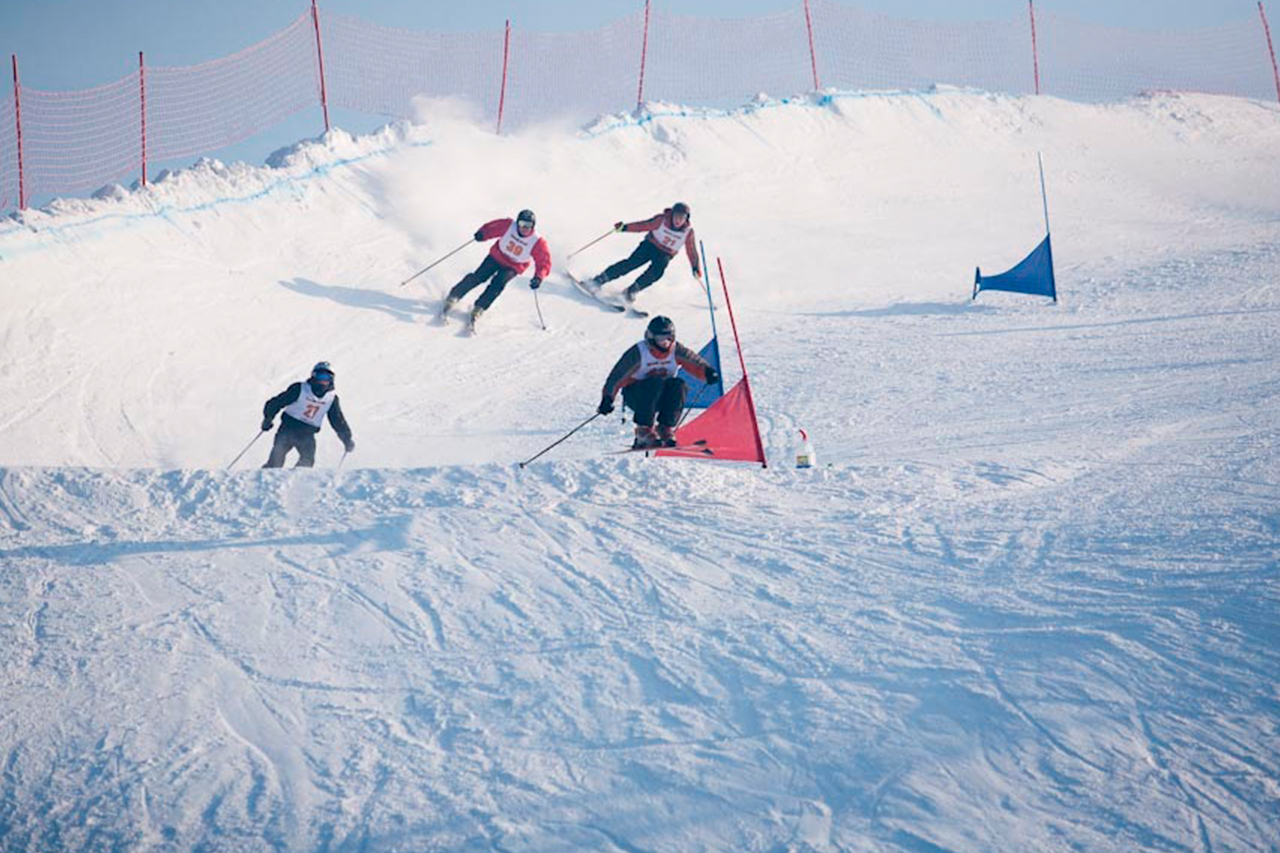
[1,0,1272,194]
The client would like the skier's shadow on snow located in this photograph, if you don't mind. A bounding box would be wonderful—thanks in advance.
[278,277,433,322]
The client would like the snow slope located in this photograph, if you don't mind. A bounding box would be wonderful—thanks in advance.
[1,89,1279,852]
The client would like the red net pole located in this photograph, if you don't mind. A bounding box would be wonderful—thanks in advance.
[1262,2,1280,104]
[636,0,651,110]
[716,256,768,468]
[803,0,821,90]
[310,0,331,133]
[10,55,23,210]
[1029,0,1042,95]
[496,19,510,134]
[139,51,147,187]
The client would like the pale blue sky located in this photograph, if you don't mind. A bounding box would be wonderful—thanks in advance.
[0,0,1270,191]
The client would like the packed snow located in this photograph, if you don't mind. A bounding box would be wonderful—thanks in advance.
[1,88,1279,852]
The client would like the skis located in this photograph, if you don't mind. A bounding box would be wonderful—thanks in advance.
[565,273,625,313]
[609,439,713,456]
[437,300,480,336]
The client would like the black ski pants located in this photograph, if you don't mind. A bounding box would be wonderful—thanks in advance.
[599,240,671,294]
[623,376,687,427]
[263,420,317,468]
[449,256,518,310]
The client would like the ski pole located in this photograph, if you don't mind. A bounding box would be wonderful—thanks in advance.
[518,412,601,468]
[400,239,474,287]
[566,228,615,260]
[337,450,348,470]
[227,430,266,470]
[532,288,547,331]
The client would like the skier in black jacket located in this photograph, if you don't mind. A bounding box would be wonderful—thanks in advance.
[261,361,354,468]
[598,316,719,449]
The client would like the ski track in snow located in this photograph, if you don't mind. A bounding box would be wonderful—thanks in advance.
[0,90,1278,852]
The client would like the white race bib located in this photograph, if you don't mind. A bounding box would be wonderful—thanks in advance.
[283,383,335,428]
[496,220,540,265]
[634,341,678,380]
[649,218,690,254]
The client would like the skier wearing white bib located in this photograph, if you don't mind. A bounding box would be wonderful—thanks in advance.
[440,209,551,330]
[597,316,720,449]
[582,203,701,306]
[260,362,354,468]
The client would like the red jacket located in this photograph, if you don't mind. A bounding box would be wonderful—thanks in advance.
[478,218,552,278]
[620,209,700,273]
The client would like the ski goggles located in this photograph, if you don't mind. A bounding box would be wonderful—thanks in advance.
[311,372,334,383]
[648,334,674,348]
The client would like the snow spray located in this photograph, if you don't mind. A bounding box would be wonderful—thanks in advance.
[796,429,815,469]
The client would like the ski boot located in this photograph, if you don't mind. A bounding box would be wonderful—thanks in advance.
[467,305,484,334]
[632,424,660,450]
[438,295,458,318]
[622,285,638,305]
[657,424,677,448]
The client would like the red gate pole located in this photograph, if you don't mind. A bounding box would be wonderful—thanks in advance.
[636,0,651,111]
[139,51,147,187]
[496,19,510,134]
[1261,2,1280,104]
[310,0,331,133]
[11,55,23,210]
[1029,0,1039,94]
[803,0,821,90]
[716,257,768,468]
[1029,0,1042,95]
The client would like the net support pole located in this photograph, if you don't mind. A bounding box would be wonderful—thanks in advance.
[717,257,768,468]
[636,0,651,111]
[1261,2,1280,104]
[1029,0,1042,95]
[11,55,23,210]
[803,0,821,90]
[496,19,511,134]
[139,51,147,187]
[310,0,331,133]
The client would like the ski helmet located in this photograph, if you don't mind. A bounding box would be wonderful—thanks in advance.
[516,209,536,228]
[310,361,335,385]
[645,315,676,349]
[670,202,690,221]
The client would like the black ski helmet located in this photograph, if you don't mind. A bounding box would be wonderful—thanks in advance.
[516,209,536,228]
[645,315,676,348]
[670,202,690,220]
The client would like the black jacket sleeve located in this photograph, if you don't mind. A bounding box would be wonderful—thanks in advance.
[602,346,641,397]
[264,382,303,421]
[327,396,353,443]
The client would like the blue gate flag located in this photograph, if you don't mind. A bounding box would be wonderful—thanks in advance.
[973,234,1057,302]
[680,337,724,409]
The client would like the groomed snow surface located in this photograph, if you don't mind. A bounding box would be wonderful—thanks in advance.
[1,88,1279,852]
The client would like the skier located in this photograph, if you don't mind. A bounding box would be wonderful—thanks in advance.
[260,361,354,468]
[582,202,700,306]
[440,209,550,331]
[597,315,721,449]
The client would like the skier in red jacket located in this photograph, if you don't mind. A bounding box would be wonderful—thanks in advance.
[582,202,701,306]
[440,209,551,331]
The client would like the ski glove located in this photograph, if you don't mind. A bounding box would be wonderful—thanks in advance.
[597,393,615,416]
[261,418,273,431]
[692,267,702,279]
[343,438,356,453]
[613,222,625,232]
[704,366,720,385]
[474,230,485,242]
[529,277,542,290]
